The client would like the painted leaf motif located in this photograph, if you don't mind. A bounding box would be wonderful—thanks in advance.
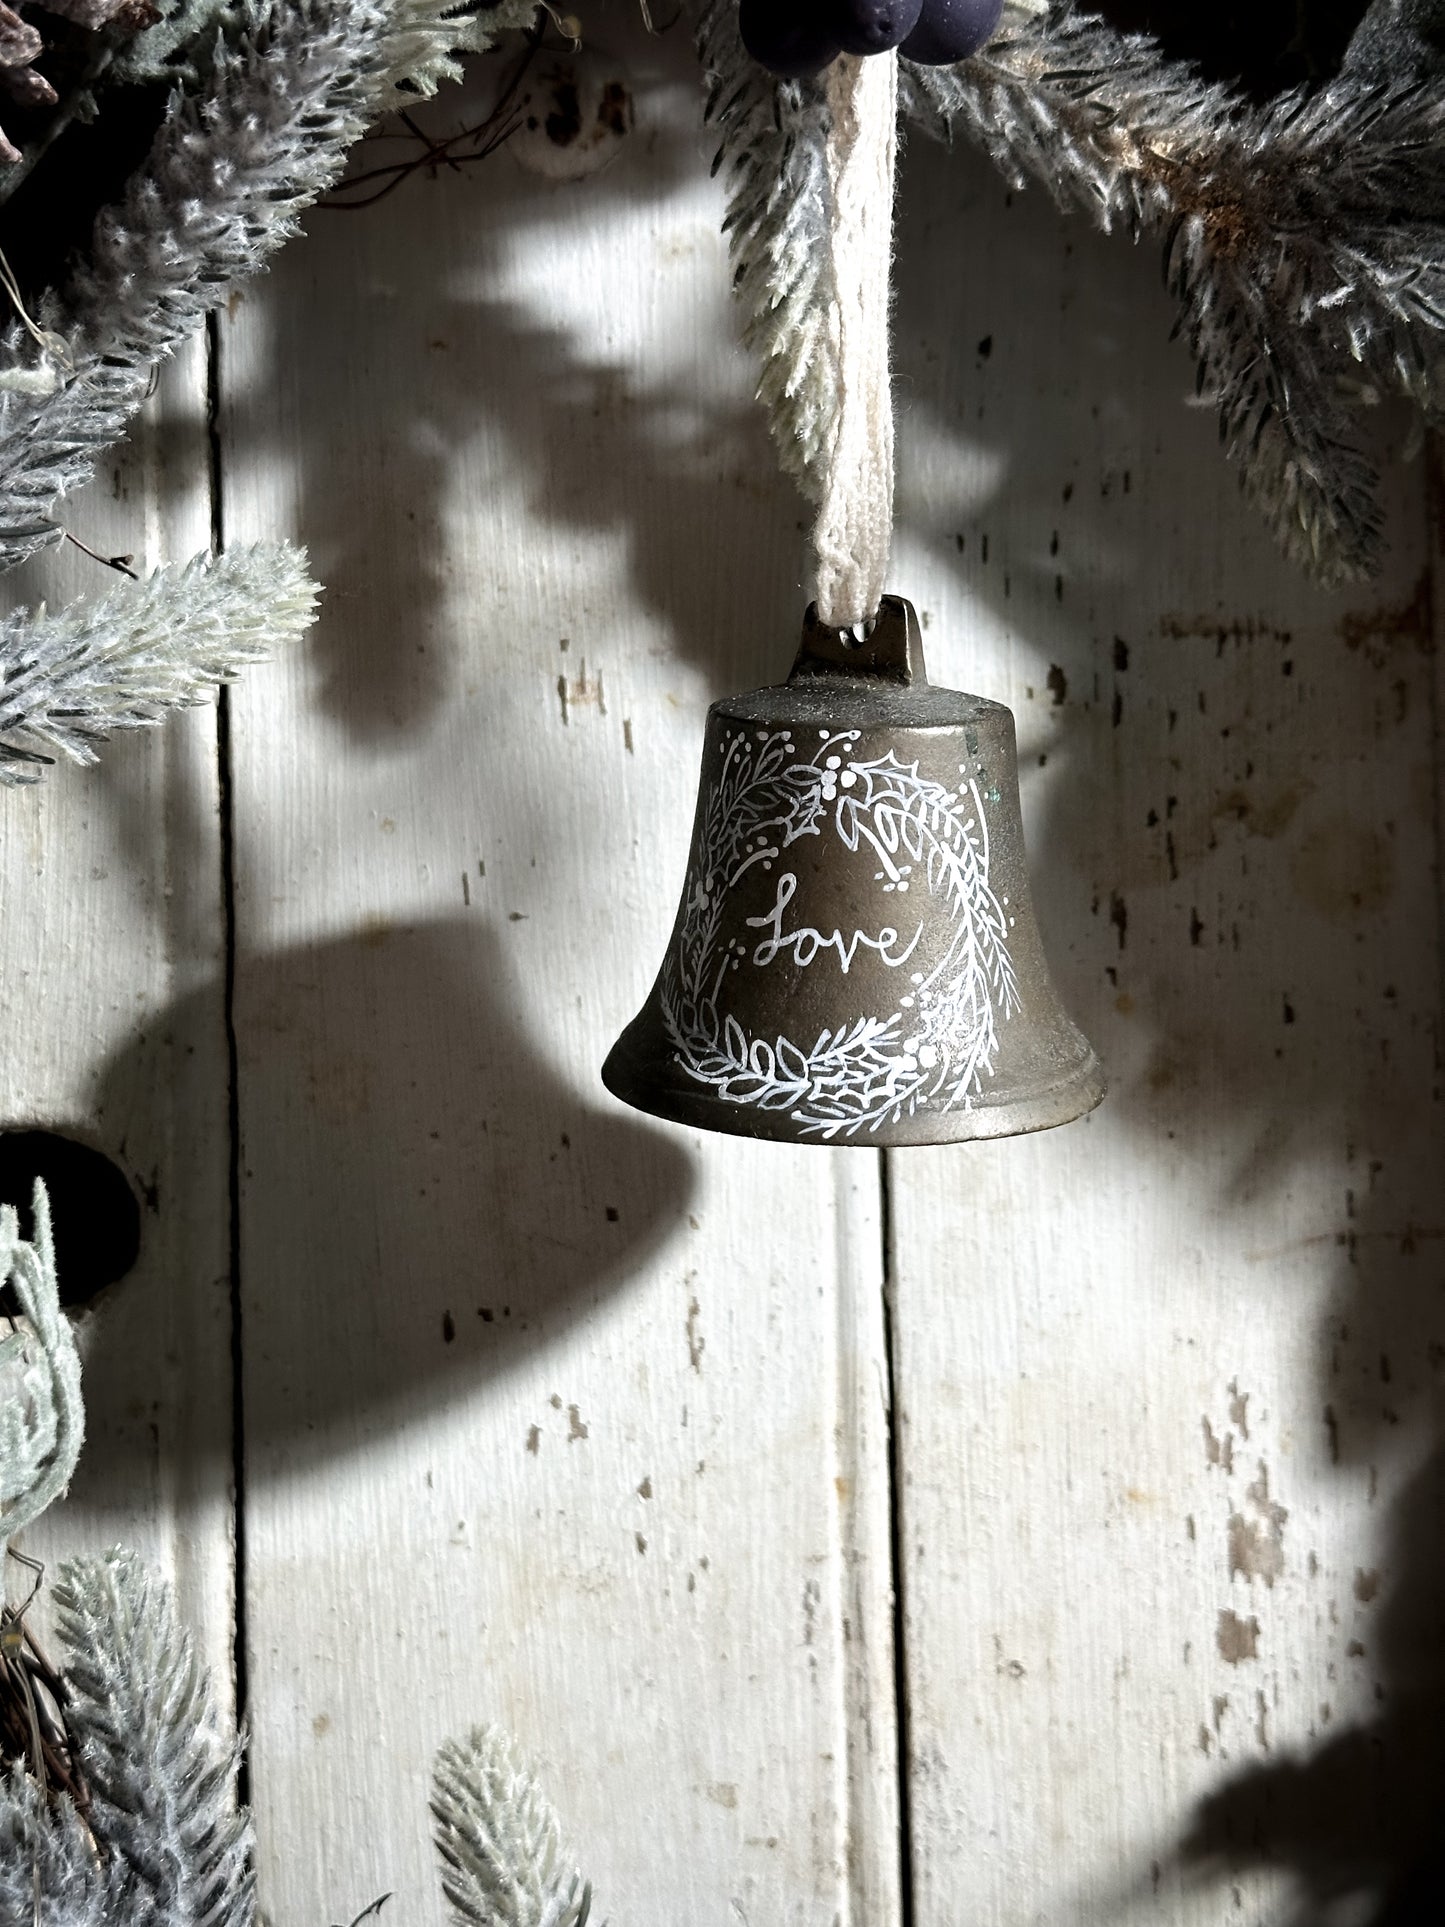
[662,735,1017,1135]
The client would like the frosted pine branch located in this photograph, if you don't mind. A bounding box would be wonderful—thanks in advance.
[0,1763,129,1927]
[0,543,319,781]
[0,1190,253,1927]
[380,0,536,103]
[899,4,1246,235]
[898,2,1445,581]
[0,0,539,573]
[433,1727,593,1927]
[696,0,838,497]
[52,1550,254,1927]
[0,1181,83,1560]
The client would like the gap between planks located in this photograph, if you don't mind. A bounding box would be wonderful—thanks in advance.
[207,309,251,1785]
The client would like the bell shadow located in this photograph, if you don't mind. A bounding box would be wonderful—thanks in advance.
[78,916,694,1484]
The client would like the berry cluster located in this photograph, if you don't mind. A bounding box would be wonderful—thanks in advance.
[739,0,1003,77]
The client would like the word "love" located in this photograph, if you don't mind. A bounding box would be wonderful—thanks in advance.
[746,872,923,974]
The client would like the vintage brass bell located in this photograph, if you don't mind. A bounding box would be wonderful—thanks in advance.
[604,597,1104,1145]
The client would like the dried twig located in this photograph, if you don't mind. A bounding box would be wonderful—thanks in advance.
[322,25,540,208]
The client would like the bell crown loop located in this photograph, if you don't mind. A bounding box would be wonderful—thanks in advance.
[727,597,1006,735]
[790,594,924,687]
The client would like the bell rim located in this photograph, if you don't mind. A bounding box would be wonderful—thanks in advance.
[601,1034,1106,1148]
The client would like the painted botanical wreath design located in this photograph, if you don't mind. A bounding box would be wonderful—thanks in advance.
[661,725,1020,1139]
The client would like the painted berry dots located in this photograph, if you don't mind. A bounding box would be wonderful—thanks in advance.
[740,0,1003,77]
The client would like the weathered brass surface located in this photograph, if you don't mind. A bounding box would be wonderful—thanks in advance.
[604,597,1105,1144]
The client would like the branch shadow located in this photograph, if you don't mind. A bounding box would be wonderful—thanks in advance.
[1180,1474,1445,1924]
[219,22,808,750]
[890,110,1445,1927]
[1174,1334,1445,1924]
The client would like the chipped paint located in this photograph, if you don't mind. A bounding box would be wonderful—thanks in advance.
[1202,1416,1235,1474]
[1227,1462,1288,1589]
[1227,1382,1249,1437]
[1217,1611,1260,1664]
[557,659,607,726]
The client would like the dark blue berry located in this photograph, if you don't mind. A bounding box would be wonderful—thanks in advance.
[831,0,924,57]
[899,0,1003,64]
[740,0,842,78]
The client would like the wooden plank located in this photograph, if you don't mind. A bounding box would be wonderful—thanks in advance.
[219,21,901,1924]
[0,336,234,1683]
[889,136,1443,1924]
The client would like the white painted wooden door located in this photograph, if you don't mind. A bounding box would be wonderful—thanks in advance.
[4,12,1441,1927]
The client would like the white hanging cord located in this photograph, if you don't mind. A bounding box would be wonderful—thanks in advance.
[811,50,898,631]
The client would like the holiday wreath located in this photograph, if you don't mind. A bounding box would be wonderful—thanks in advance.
[0,0,1436,781]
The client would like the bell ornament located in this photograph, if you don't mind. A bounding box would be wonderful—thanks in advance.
[603,597,1104,1145]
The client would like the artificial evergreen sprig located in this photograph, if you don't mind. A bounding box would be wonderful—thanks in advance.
[53,1551,255,1927]
[0,1762,126,1927]
[697,0,838,497]
[0,1174,254,1927]
[433,1726,594,1927]
[0,1181,82,1560]
[702,0,1445,582]
[0,0,540,574]
[0,542,318,780]
[0,1554,255,1927]
[901,0,1445,581]
[0,1182,600,1927]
